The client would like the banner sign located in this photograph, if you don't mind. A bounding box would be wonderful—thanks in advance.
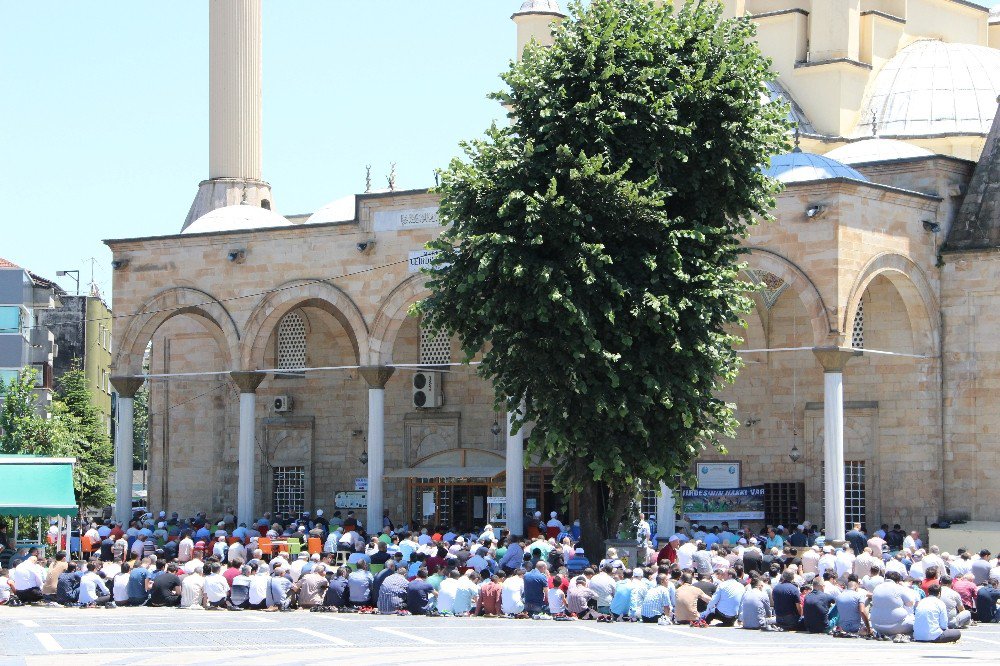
[681,486,765,521]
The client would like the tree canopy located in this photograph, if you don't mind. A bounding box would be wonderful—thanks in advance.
[418,0,788,547]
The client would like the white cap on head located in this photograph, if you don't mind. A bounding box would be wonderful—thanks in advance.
[550,511,557,518]
[534,511,542,518]
[159,511,166,517]
[632,568,644,578]
[797,524,804,531]
[158,522,165,528]
[316,509,324,516]
[311,553,320,560]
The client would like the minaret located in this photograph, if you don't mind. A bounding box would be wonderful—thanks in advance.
[512,0,565,61]
[182,0,273,232]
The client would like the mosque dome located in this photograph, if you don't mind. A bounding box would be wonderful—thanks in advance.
[764,151,869,184]
[856,40,1000,138]
[514,0,563,14]
[304,195,356,225]
[825,138,934,165]
[764,81,815,134]
[182,204,292,235]
[991,7,1000,23]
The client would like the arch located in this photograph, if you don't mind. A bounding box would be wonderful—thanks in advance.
[843,253,939,355]
[113,286,240,376]
[745,248,833,345]
[240,279,368,370]
[368,273,432,365]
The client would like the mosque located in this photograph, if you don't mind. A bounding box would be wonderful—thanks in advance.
[107,0,1000,543]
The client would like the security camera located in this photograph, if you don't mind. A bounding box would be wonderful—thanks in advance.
[357,240,376,253]
[111,259,129,270]
[922,220,940,233]
[805,205,825,219]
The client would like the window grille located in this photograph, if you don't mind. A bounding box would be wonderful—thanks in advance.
[639,482,658,518]
[273,466,305,517]
[419,322,451,365]
[851,299,864,349]
[763,482,805,527]
[821,461,867,532]
[277,311,307,370]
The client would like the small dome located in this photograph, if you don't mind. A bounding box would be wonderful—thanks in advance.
[764,81,815,134]
[182,205,292,235]
[764,152,869,184]
[856,40,1000,138]
[514,0,563,15]
[991,7,1000,24]
[304,195,356,225]
[825,138,934,165]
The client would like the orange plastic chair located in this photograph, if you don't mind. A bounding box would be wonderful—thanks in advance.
[227,537,241,545]
[278,541,290,555]
[258,536,273,556]
[308,537,321,555]
[81,535,94,556]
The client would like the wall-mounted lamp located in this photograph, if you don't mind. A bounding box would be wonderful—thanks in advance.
[359,450,369,466]
[805,205,825,219]
[356,240,376,254]
[111,259,129,271]
[922,220,940,233]
[227,249,246,263]
[789,443,801,463]
[744,417,761,428]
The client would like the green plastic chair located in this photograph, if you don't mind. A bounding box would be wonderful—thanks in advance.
[370,563,384,574]
[288,540,301,556]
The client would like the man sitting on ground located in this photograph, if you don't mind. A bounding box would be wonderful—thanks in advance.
[914,584,962,643]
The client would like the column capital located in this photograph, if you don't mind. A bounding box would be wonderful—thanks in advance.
[359,365,395,389]
[812,346,861,373]
[230,370,266,393]
[110,375,145,398]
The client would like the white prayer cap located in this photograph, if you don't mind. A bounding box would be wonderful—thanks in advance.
[316,510,324,516]
[550,511,558,518]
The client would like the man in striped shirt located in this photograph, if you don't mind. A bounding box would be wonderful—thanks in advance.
[640,574,674,623]
[376,568,410,614]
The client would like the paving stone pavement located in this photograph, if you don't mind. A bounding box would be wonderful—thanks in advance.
[3,606,1000,665]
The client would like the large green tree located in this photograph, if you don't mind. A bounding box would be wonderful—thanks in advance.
[418,0,787,553]
[57,362,115,509]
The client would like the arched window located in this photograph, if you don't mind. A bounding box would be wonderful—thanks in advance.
[851,298,865,349]
[277,311,307,370]
[419,320,451,366]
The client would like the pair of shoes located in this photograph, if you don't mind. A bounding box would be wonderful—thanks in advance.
[104,602,118,609]
[531,613,552,620]
[891,634,911,643]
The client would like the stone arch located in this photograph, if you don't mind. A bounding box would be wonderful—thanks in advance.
[844,253,938,355]
[113,286,240,376]
[240,279,368,370]
[368,273,432,365]
[745,248,833,345]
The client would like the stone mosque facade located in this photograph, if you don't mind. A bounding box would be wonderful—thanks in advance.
[108,0,1000,540]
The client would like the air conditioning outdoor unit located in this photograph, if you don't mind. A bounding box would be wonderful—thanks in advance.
[412,371,442,409]
[273,395,293,412]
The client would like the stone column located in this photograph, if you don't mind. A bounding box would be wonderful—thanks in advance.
[231,371,265,526]
[656,482,676,541]
[505,406,525,537]
[360,366,394,535]
[812,347,857,544]
[110,376,145,523]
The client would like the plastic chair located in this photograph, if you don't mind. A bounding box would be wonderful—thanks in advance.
[370,563,384,574]
[307,538,321,555]
[288,540,301,556]
[278,541,290,555]
[333,551,351,567]
[258,537,273,556]
[81,535,94,556]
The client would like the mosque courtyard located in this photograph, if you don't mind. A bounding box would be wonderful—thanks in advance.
[2,604,999,664]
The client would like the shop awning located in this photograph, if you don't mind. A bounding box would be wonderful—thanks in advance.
[385,465,504,479]
[0,456,77,517]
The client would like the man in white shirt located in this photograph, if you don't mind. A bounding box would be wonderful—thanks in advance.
[913,584,961,643]
[203,563,230,609]
[248,564,270,609]
[178,534,194,563]
[589,564,617,613]
[818,547,837,579]
[11,552,47,603]
[903,531,921,552]
[801,546,821,575]
[501,568,525,616]
[180,566,206,608]
[835,546,856,582]
[923,546,946,575]
[84,523,101,544]
[289,553,309,582]
[437,570,460,614]
[228,539,246,564]
[78,562,112,607]
[676,540,697,571]
[548,511,566,535]
[212,536,228,561]
[338,529,364,552]
[939,575,972,629]
[183,556,204,576]
[853,548,881,579]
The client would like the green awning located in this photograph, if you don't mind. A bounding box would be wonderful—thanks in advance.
[0,456,77,517]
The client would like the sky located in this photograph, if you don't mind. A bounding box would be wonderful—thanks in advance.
[1,0,999,299]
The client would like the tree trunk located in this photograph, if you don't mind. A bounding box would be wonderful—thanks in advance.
[578,476,637,562]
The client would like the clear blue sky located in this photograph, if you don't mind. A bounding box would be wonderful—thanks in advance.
[1,0,998,298]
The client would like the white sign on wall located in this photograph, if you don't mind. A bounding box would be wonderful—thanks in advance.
[354,477,368,491]
[408,250,439,273]
[696,462,741,489]
[335,491,367,509]
[374,207,440,232]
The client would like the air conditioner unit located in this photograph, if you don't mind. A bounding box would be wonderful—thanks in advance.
[412,371,442,409]
[273,395,293,412]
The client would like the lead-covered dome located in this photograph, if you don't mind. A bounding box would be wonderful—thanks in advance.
[514,0,563,14]
[825,138,934,165]
[764,151,869,184]
[764,81,815,134]
[856,40,1000,138]
[182,205,292,234]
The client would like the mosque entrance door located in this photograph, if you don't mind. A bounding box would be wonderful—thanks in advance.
[408,477,504,532]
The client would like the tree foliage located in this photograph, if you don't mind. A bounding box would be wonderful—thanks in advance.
[57,362,115,509]
[417,0,788,547]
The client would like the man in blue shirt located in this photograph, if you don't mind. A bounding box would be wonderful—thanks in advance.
[772,571,803,630]
[406,568,435,615]
[976,578,1000,623]
[802,579,836,633]
[914,584,961,643]
[126,558,152,606]
[523,561,550,614]
[701,568,745,626]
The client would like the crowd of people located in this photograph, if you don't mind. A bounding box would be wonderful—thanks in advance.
[2,509,999,646]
